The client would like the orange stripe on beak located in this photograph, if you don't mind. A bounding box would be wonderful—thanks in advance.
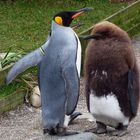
[72,11,83,19]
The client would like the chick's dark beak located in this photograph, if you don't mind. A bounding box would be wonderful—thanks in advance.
[72,7,93,19]
[80,35,95,40]
[80,34,102,40]
[71,23,84,30]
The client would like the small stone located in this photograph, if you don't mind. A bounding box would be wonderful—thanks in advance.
[78,112,95,122]
[9,111,15,116]
[30,86,41,108]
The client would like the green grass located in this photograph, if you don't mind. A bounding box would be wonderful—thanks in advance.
[0,82,24,98]
[0,0,128,53]
[0,0,128,97]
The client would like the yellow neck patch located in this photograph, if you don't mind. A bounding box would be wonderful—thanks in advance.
[55,16,63,25]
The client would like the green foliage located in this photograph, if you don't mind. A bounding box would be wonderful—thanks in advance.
[0,82,24,98]
[0,49,22,69]
[0,0,127,52]
[0,0,128,97]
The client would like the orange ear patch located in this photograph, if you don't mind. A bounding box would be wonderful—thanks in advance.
[55,16,63,25]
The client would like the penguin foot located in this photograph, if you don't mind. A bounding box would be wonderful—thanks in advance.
[109,125,128,137]
[109,129,128,137]
[43,127,79,136]
[85,127,107,134]
[57,127,79,136]
[85,121,107,134]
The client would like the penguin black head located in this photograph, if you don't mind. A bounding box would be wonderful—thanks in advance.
[53,7,93,27]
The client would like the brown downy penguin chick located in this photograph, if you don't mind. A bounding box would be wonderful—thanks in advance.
[83,21,140,136]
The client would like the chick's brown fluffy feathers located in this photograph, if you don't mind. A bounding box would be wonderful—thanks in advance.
[84,21,139,118]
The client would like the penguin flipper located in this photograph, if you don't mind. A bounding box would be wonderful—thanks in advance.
[128,69,137,116]
[6,48,44,84]
[6,35,51,85]
[62,66,80,115]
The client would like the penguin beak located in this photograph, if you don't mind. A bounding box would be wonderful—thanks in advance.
[80,35,95,40]
[72,7,93,19]
[80,34,102,40]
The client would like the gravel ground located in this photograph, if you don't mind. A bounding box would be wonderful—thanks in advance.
[0,36,140,140]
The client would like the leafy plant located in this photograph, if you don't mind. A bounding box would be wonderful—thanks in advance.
[0,49,22,70]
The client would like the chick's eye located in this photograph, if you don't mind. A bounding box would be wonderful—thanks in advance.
[55,16,63,25]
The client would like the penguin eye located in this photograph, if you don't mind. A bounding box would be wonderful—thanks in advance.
[55,16,63,25]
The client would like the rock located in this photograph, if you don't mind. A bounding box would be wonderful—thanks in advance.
[43,132,98,140]
[30,86,41,108]
[78,112,95,122]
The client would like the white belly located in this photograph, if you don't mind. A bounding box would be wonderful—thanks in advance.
[74,32,81,77]
[89,91,129,127]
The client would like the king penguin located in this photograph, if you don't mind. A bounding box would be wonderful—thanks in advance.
[6,8,93,135]
[82,21,140,136]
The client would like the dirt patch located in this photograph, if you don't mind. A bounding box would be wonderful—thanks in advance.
[0,36,140,140]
